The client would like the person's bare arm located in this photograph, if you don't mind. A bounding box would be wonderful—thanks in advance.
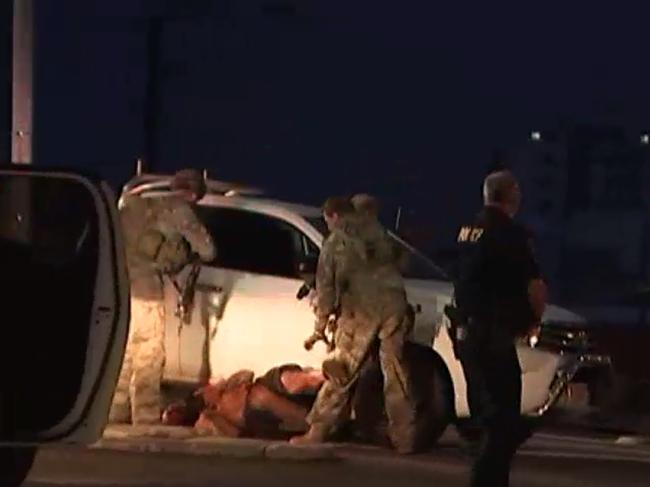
[196,411,241,438]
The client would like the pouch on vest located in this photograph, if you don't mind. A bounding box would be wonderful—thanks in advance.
[156,234,191,275]
[137,228,166,262]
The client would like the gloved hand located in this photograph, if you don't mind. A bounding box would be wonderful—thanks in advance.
[308,289,318,312]
[314,315,328,335]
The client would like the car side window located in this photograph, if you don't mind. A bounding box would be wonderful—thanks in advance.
[196,206,309,279]
[303,235,320,259]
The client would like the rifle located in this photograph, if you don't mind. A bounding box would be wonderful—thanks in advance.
[173,256,202,324]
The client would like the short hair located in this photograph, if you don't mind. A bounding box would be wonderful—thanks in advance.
[483,170,518,205]
[322,196,355,217]
[171,169,207,199]
[351,193,380,216]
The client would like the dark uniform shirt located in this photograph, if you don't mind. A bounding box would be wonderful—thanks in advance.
[454,206,541,348]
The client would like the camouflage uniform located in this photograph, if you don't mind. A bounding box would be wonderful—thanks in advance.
[110,192,215,424]
[307,215,416,452]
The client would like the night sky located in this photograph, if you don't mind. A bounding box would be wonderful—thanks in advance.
[21,1,650,247]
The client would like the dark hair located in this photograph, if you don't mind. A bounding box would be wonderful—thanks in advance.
[322,196,355,217]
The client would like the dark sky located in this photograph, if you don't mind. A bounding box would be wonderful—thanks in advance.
[26,0,650,246]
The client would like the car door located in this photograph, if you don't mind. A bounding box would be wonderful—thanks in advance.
[0,167,129,446]
[185,206,327,381]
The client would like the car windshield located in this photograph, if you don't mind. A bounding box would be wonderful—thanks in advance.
[305,216,449,281]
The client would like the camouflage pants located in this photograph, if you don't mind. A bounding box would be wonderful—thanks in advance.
[109,297,165,425]
[308,311,416,451]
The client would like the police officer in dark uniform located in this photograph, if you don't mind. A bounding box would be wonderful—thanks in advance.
[451,169,546,487]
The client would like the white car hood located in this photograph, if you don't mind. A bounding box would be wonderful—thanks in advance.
[542,304,586,325]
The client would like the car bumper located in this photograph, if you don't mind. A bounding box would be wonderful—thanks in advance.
[527,352,612,417]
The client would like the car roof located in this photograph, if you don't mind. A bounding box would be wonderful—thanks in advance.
[121,172,322,220]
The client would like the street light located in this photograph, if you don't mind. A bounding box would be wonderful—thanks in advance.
[12,0,34,164]
[642,134,649,145]
[531,131,542,142]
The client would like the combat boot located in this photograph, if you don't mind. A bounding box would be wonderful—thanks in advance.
[390,430,418,455]
[289,424,329,446]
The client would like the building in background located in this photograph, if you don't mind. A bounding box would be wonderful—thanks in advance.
[508,123,650,324]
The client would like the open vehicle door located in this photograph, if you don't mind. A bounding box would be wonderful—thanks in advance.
[0,167,129,486]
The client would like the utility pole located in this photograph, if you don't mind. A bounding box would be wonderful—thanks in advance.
[0,0,34,246]
[12,0,34,164]
[0,2,12,164]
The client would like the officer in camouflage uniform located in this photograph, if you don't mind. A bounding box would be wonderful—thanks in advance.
[351,193,410,273]
[109,169,216,425]
[290,197,416,453]
[349,194,416,443]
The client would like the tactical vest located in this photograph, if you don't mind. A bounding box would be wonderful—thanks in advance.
[124,195,191,275]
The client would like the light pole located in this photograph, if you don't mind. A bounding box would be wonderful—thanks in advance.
[0,1,34,246]
[0,2,11,165]
[12,0,34,164]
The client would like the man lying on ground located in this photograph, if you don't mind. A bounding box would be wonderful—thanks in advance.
[162,365,325,439]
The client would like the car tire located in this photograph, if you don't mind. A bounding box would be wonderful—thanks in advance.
[352,344,453,451]
[0,447,37,487]
[408,345,454,450]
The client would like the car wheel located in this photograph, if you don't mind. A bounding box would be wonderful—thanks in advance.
[352,344,454,451]
[408,345,454,450]
[0,447,37,487]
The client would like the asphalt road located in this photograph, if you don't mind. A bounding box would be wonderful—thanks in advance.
[25,431,650,487]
